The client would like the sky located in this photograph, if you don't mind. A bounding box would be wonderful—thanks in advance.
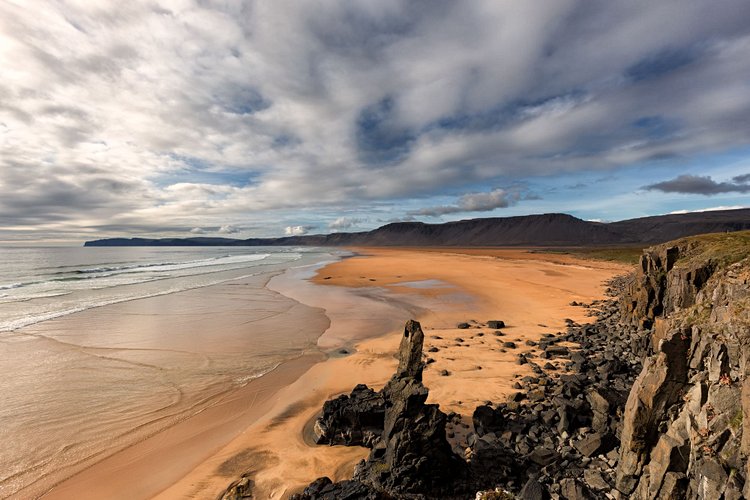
[1,0,750,244]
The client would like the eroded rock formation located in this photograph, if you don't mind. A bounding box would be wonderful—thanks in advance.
[296,320,466,499]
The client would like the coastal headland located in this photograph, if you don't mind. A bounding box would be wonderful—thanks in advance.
[46,247,626,499]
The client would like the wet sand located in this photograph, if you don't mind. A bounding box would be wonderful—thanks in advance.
[149,248,629,499]
[8,269,330,500]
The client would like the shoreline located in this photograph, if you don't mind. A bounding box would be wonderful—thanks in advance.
[155,247,629,499]
[36,247,629,499]
[38,252,418,500]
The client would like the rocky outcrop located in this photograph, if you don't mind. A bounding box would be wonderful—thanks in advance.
[313,384,385,447]
[614,233,750,499]
[294,320,467,499]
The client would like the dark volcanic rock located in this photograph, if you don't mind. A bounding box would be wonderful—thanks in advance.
[354,320,465,496]
[294,477,386,500]
[313,384,385,447]
[487,320,506,329]
[296,320,468,499]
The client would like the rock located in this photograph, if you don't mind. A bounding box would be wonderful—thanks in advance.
[528,389,546,402]
[487,320,505,329]
[657,472,687,499]
[290,477,384,500]
[439,369,450,376]
[457,322,470,329]
[559,478,593,499]
[503,341,517,349]
[545,345,570,357]
[707,342,730,382]
[574,432,610,457]
[527,446,559,466]
[519,477,548,499]
[219,475,255,500]
[313,384,385,447]
[394,319,425,380]
[586,389,610,433]
[583,469,609,491]
[616,328,690,493]
[356,320,466,496]
[473,404,504,437]
[695,457,728,500]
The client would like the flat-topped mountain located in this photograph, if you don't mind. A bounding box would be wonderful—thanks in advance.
[84,208,750,247]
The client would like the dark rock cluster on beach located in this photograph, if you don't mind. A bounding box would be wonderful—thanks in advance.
[294,291,646,500]
[224,232,750,500]
[301,320,468,499]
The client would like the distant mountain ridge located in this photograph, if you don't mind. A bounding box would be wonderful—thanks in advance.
[84,209,750,247]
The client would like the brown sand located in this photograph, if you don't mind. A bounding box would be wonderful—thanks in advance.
[45,248,629,499]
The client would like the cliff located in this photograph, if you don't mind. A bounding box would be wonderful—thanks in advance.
[615,231,750,498]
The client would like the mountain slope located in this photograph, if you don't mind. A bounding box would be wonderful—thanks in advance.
[85,209,750,247]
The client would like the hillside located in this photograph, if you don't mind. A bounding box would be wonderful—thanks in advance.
[84,208,750,247]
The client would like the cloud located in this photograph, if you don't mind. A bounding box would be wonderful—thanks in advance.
[669,205,747,214]
[1,1,750,241]
[733,173,750,183]
[284,225,315,236]
[329,217,364,230]
[644,174,750,194]
[410,188,522,217]
[218,224,240,234]
[190,227,206,234]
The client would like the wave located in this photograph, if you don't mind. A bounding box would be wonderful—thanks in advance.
[0,271,264,333]
[61,253,272,276]
[0,282,24,290]
[1,254,274,294]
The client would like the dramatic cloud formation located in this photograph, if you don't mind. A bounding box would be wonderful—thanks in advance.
[1,1,749,242]
[411,188,521,217]
[645,175,750,195]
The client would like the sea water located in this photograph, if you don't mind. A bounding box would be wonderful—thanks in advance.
[0,246,340,498]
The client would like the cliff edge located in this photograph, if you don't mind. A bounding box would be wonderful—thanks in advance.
[616,231,750,498]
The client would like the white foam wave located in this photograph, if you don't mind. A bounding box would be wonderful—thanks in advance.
[0,271,263,333]
[233,362,281,387]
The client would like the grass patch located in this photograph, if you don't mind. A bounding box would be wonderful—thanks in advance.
[537,246,644,264]
[667,231,750,270]
[730,409,743,430]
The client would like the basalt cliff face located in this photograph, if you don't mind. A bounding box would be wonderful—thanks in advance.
[616,232,750,499]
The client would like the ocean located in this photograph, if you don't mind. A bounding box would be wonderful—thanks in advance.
[0,246,342,498]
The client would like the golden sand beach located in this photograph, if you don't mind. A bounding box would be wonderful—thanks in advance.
[43,248,629,499]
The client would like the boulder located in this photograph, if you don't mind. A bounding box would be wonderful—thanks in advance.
[519,477,548,500]
[313,384,385,447]
[291,477,384,500]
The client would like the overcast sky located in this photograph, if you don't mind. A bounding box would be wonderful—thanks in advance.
[1,0,750,243]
